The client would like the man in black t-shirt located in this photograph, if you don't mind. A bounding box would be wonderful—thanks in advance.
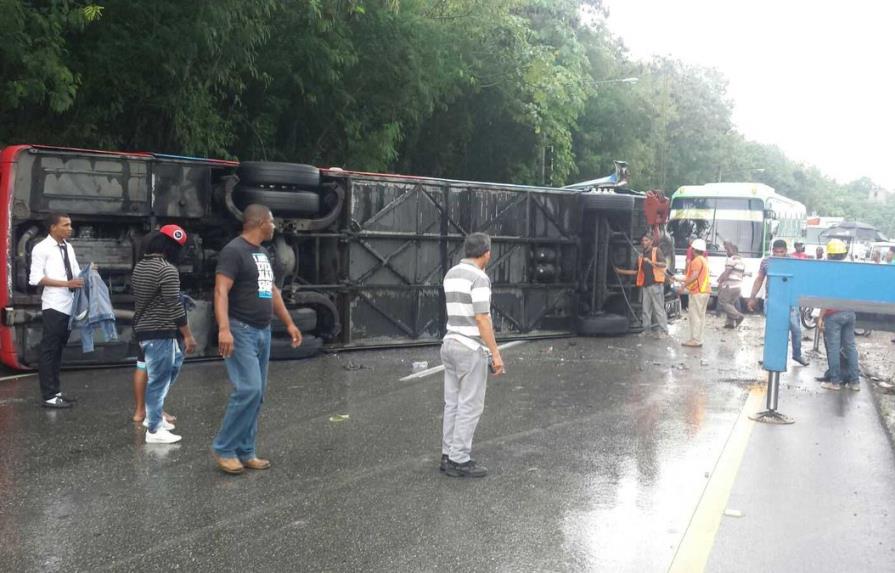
[211,204,303,475]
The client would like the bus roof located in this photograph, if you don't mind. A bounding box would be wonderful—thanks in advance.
[673,182,777,200]
[672,182,805,211]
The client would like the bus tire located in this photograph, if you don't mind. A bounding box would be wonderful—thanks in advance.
[237,162,321,189]
[581,192,635,212]
[269,334,324,360]
[272,308,318,334]
[601,294,630,317]
[576,313,630,336]
[291,291,342,341]
[233,186,320,216]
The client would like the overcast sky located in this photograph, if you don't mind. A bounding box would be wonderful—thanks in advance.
[602,0,894,188]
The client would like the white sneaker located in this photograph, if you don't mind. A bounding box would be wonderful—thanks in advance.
[145,428,182,444]
[142,418,175,431]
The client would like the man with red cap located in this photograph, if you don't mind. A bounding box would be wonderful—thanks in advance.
[131,225,197,444]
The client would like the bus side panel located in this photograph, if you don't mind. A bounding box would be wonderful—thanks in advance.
[342,176,581,345]
[0,146,32,370]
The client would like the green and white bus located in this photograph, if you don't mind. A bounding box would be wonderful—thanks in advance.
[668,183,807,300]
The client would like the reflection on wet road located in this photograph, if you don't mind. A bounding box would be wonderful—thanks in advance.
[0,320,767,571]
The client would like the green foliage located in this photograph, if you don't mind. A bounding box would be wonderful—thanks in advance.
[0,0,96,117]
[0,0,889,235]
[82,4,103,21]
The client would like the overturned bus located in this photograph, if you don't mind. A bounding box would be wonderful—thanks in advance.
[0,145,655,370]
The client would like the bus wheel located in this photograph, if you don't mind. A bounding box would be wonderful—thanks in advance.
[234,186,320,216]
[237,161,320,189]
[269,334,324,360]
[271,308,318,336]
[581,192,635,212]
[576,313,630,336]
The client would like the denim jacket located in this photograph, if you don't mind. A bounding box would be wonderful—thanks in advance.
[179,292,197,313]
[69,265,118,352]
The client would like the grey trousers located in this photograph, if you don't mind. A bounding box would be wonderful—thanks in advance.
[717,286,743,324]
[441,339,488,464]
[641,284,668,333]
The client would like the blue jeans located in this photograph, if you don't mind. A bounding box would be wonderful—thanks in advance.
[824,311,860,384]
[789,308,802,359]
[212,319,271,461]
[141,339,185,433]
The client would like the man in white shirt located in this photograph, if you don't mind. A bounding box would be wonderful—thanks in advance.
[29,214,84,408]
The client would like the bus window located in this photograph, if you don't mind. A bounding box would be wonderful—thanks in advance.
[669,196,763,256]
[669,219,762,257]
[713,220,762,256]
[669,219,712,251]
[714,198,753,210]
[671,197,763,212]
[671,197,714,209]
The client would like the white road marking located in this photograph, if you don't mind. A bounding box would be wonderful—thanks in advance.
[399,340,528,381]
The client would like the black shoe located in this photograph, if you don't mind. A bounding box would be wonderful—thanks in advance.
[815,376,830,382]
[42,396,73,409]
[55,392,77,403]
[723,324,735,329]
[446,460,488,478]
[792,356,809,366]
[441,455,476,472]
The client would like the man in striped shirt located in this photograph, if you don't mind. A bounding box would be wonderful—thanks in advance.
[132,226,197,444]
[440,232,505,478]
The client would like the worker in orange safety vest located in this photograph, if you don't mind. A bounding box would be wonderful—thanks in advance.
[614,233,669,336]
[675,238,710,348]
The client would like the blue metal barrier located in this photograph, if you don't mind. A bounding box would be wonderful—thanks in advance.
[755,257,895,424]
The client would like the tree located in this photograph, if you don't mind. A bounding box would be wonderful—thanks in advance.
[0,0,101,142]
[0,0,888,241]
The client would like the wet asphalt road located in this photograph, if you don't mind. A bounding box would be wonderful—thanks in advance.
[0,316,892,571]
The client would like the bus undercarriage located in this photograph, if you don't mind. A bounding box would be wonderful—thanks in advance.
[0,146,656,369]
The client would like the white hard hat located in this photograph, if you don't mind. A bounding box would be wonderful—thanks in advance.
[691,238,707,252]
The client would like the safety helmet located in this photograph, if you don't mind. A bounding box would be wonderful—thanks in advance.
[159,224,188,246]
[825,238,847,256]
[690,238,707,252]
